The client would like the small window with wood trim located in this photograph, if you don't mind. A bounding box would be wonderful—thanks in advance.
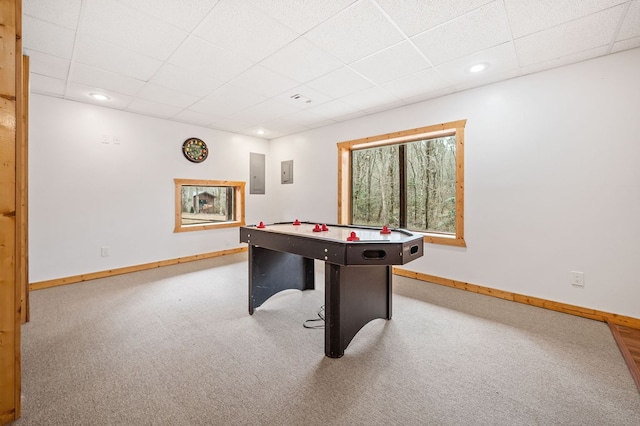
[174,179,245,232]
[337,120,466,247]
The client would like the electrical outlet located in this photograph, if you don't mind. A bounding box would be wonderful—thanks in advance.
[570,271,584,287]
[101,246,110,257]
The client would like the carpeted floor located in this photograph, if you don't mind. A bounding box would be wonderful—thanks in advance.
[15,253,640,425]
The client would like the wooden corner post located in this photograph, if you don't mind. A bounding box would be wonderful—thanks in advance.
[0,0,23,423]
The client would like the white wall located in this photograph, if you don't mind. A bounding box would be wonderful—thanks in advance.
[268,48,640,319]
[29,95,272,282]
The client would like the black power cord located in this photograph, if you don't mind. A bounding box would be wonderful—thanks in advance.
[303,305,325,329]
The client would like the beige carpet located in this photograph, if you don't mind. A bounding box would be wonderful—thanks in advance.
[15,253,640,425]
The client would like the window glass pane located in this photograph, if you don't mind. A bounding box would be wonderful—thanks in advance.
[181,185,235,226]
[406,136,456,233]
[339,120,465,246]
[351,146,400,227]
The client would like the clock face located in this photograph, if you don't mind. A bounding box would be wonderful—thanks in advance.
[182,138,208,163]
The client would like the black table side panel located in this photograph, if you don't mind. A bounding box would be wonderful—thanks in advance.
[241,227,424,266]
[248,246,315,314]
[325,264,391,358]
[241,228,347,264]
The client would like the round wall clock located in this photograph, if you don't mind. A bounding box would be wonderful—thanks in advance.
[182,137,208,163]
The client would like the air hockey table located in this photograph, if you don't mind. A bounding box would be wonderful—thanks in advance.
[239,221,424,358]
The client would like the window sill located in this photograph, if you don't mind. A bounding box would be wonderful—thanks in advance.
[421,233,466,247]
[174,220,244,233]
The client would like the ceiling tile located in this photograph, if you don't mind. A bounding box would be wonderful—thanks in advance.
[617,1,640,41]
[248,129,287,139]
[246,0,357,34]
[229,99,300,125]
[70,64,146,96]
[263,110,333,130]
[206,82,268,109]
[167,36,254,84]
[612,37,640,53]
[452,69,521,92]
[412,1,512,65]
[22,0,640,138]
[188,98,232,118]
[519,46,609,76]
[252,119,310,137]
[25,50,70,80]
[515,6,624,67]
[304,0,405,63]
[117,0,221,32]
[23,0,82,29]
[30,74,66,97]
[376,0,493,37]
[135,83,200,109]
[271,84,335,108]
[333,110,373,123]
[65,82,133,109]
[148,63,223,97]
[362,97,410,114]
[23,16,76,59]
[399,86,457,105]
[259,37,344,83]
[350,41,431,84]
[381,68,452,101]
[306,67,374,98]
[435,42,519,86]
[173,110,216,127]
[81,0,188,60]
[208,116,255,134]
[191,86,266,117]
[505,0,626,38]
[307,99,365,120]
[338,86,404,112]
[74,34,163,81]
[193,0,299,62]
[126,98,183,119]
[225,65,299,98]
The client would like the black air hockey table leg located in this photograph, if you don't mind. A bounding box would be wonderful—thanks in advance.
[324,264,392,358]
[248,245,315,314]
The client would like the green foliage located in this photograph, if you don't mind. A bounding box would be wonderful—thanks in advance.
[352,136,456,234]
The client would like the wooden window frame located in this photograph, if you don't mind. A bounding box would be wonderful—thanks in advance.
[174,179,245,233]
[337,119,467,247]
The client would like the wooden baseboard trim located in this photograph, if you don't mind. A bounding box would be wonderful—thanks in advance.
[31,254,639,329]
[29,247,248,291]
[393,267,640,329]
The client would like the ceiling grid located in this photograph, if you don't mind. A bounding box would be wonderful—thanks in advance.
[22,0,640,138]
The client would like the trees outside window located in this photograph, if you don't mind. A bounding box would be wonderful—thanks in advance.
[338,120,466,247]
[174,179,245,232]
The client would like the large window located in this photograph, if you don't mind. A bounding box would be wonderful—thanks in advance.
[174,179,245,233]
[338,120,466,247]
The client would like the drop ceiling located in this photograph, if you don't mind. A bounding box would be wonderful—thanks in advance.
[23,0,640,139]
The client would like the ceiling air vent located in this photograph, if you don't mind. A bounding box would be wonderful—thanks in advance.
[290,94,312,104]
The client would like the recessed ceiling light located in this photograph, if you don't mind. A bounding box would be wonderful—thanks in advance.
[256,129,266,136]
[89,92,110,101]
[467,63,489,73]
